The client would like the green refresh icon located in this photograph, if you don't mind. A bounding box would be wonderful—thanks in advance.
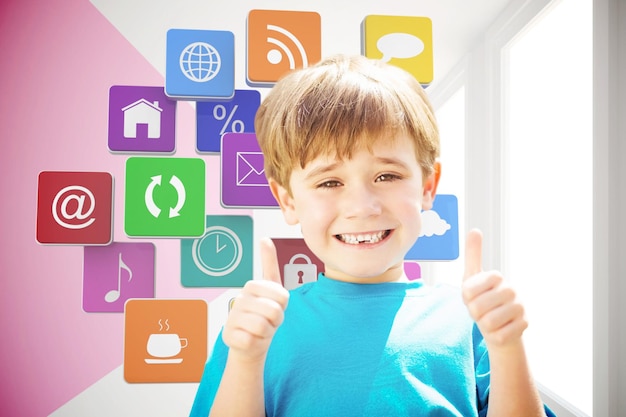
[124,157,205,237]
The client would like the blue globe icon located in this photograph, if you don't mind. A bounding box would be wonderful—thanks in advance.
[179,42,222,82]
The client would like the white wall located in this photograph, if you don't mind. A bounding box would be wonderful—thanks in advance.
[32,0,626,415]
[48,1,495,416]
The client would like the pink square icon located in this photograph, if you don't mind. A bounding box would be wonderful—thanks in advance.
[83,242,155,312]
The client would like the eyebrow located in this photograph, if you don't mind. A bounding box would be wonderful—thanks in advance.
[374,156,411,171]
[303,156,411,181]
[304,161,342,181]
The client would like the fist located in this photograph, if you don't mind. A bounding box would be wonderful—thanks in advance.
[222,238,290,362]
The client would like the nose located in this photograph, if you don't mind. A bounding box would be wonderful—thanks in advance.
[341,183,382,218]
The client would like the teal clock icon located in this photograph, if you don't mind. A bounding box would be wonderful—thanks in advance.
[192,226,242,276]
[181,215,252,287]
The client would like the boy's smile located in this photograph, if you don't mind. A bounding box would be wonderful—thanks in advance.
[335,229,391,245]
[270,134,439,284]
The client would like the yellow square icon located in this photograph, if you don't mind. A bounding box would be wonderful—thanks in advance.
[362,15,434,85]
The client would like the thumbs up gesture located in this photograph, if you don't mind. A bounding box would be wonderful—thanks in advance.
[462,229,528,349]
[222,238,290,362]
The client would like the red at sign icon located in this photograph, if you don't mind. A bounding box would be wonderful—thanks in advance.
[36,171,113,245]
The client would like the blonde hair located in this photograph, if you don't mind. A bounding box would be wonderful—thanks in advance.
[255,54,440,191]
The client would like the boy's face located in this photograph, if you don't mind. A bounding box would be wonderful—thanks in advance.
[270,134,439,284]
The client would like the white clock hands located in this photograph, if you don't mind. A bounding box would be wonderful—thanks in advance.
[216,234,227,254]
[192,226,243,276]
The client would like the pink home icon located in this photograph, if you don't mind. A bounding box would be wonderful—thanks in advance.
[122,99,163,139]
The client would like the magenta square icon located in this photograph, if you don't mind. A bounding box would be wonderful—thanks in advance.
[108,86,176,153]
[83,242,155,312]
[220,133,278,208]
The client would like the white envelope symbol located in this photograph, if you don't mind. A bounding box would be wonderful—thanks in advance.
[236,152,268,187]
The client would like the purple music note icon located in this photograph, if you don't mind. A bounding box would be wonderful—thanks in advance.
[104,252,133,303]
[82,242,155,312]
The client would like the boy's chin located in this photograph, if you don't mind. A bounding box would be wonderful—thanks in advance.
[327,264,404,283]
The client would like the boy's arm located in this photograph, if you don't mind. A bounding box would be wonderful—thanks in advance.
[209,352,267,417]
[462,230,545,417]
[486,341,544,415]
[209,239,289,417]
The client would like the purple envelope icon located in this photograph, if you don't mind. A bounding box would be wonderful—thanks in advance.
[237,152,267,186]
[221,133,278,208]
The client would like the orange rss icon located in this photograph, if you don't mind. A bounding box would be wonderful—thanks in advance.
[247,9,321,85]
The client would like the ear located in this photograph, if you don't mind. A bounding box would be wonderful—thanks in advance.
[269,178,300,225]
[421,161,441,211]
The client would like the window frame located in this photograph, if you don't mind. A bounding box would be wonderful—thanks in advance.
[422,57,468,286]
[428,0,626,415]
[469,2,591,412]
[592,0,626,416]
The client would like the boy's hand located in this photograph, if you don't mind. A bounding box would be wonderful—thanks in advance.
[462,229,528,349]
[222,238,290,363]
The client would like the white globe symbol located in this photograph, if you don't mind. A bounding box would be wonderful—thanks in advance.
[179,42,221,82]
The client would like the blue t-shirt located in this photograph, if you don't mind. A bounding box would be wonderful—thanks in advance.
[190,274,556,417]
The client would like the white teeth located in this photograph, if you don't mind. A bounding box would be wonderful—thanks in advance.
[337,230,388,245]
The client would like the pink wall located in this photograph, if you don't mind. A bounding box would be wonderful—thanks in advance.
[0,1,233,415]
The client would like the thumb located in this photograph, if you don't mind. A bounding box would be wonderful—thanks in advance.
[260,237,283,286]
[463,228,483,281]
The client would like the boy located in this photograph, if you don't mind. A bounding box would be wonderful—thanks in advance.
[190,54,555,416]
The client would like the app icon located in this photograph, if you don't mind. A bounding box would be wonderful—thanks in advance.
[36,171,113,245]
[220,133,278,208]
[165,29,235,100]
[405,194,459,261]
[108,86,176,153]
[124,299,207,383]
[83,242,155,313]
[403,261,421,281]
[124,157,205,237]
[362,15,434,85]
[207,289,241,350]
[271,238,323,290]
[181,215,253,287]
[236,151,266,186]
[196,89,261,153]
[247,9,321,85]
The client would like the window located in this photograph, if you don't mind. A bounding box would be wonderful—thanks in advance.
[503,0,592,414]
[428,85,466,287]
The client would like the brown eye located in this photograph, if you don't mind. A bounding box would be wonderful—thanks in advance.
[318,180,342,188]
[376,174,401,182]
